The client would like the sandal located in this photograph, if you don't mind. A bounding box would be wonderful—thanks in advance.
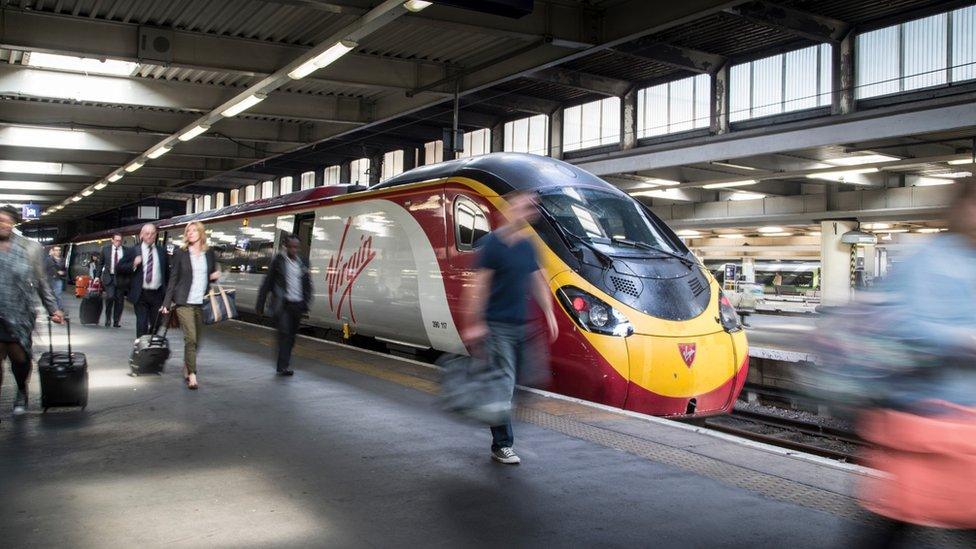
[187,373,198,390]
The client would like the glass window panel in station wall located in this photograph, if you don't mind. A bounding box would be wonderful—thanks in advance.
[513,118,530,152]
[527,114,548,155]
[784,45,818,111]
[350,158,369,185]
[693,74,710,128]
[952,6,976,82]
[562,104,582,151]
[503,114,548,155]
[580,100,602,149]
[261,180,274,198]
[857,26,901,98]
[903,13,948,91]
[457,128,490,158]
[751,53,783,118]
[229,189,240,205]
[245,184,256,202]
[215,193,225,209]
[818,44,832,107]
[323,165,340,185]
[381,150,404,181]
[638,82,668,137]
[300,171,315,190]
[668,76,695,133]
[729,64,751,122]
[424,140,443,165]
[600,96,620,146]
[280,176,294,195]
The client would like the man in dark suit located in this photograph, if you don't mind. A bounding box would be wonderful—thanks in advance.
[256,235,313,376]
[100,233,127,327]
[118,223,169,337]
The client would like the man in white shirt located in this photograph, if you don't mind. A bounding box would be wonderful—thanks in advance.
[100,233,127,327]
[256,235,313,376]
[119,224,169,337]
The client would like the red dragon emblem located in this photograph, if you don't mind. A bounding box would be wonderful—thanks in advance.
[678,343,697,368]
[326,217,377,322]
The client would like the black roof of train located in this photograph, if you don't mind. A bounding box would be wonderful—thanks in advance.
[373,152,616,195]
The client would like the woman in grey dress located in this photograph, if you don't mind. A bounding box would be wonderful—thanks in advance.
[0,206,64,416]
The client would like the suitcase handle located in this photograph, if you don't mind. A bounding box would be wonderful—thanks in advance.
[151,310,170,338]
[47,316,73,366]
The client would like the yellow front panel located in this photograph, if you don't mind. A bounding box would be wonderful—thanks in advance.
[626,332,737,398]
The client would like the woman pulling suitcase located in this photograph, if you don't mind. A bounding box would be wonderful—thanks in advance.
[0,206,64,417]
[161,221,219,390]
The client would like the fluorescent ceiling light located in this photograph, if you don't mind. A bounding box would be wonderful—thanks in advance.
[947,158,975,165]
[762,232,793,237]
[676,230,702,237]
[0,160,62,175]
[0,194,51,202]
[81,188,93,197]
[758,226,784,233]
[124,160,144,172]
[146,145,171,159]
[718,233,745,239]
[630,189,694,201]
[806,167,878,182]
[727,192,766,201]
[702,180,757,189]
[914,177,955,187]
[933,172,972,179]
[641,177,681,186]
[178,124,210,142]
[107,172,123,182]
[808,231,821,236]
[26,52,138,77]
[288,41,356,80]
[403,0,433,11]
[221,94,267,118]
[71,196,82,202]
[93,181,107,190]
[825,154,899,166]
[0,127,89,150]
[875,229,909,233]
[916,228,942,234]
[861,223,890,230]
[712,161,758,171]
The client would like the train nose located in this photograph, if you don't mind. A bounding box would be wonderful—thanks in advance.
[623,331,749,417]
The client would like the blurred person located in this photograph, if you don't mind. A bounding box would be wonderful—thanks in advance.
[100,233,127,327]
[46,246,66,311]
[87,252,101,279]
[118,224,169,337]
[0,206,64,417]
[461,191,558,465]
[256,235,313,376]
[853,180,976,546]
[161,222,219,390]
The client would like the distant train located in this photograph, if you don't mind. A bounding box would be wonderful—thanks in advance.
[70,154,748,417]
[707,260,821,295]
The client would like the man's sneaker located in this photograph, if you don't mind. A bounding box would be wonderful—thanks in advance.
[12,391,28,415]
[491,447,521,465]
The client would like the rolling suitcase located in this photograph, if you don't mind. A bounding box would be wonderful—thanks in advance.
[129,313,170,376]
[38,318,89,411]
[79,294,103,325]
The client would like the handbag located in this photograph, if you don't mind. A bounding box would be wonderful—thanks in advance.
[437,353,513,426]
[201,285,237,325]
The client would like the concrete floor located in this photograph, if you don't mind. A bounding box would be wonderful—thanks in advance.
[0,299,862,548]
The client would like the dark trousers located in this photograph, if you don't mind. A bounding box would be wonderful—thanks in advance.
[485,322,526,451]
[133,288,165,337]
[0,342,31,397]
[276,301,304,371]
[103,281,125,326]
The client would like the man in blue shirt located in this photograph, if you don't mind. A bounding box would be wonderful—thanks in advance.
[463,192,558,465]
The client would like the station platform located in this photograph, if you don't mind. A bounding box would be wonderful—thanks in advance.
[0,299,937,547]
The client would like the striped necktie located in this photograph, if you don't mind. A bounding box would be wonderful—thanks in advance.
[145,246,153,284]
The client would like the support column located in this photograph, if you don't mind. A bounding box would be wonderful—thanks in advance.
[402,146,418,171]
[339,162,352,185]
[820,220,857,306]
[832,31,855,115]
[314,168,325,187]
[548,108,564,159]
[368,154,382,186]
[621,87,638,150]
[862,243,877,282]
[490,122,505,153]
[710,64,730,135]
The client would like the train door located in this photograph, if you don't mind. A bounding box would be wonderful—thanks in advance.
[294,212,315,263]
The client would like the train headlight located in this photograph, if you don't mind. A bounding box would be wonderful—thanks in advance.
[557,286,633,337]
[719,293,743,333]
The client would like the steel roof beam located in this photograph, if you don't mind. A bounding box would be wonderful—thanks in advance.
[520,67,632,97]
[724,1,849,44]
[467,92,562,115]
[614,41,726,74]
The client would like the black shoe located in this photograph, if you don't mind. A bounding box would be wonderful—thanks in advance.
[113,323,121,328]
[104,321,111,327]
[276,369,294,376]
[13,391,28,415]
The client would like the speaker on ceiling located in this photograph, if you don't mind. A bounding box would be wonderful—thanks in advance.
[138,26,174,64]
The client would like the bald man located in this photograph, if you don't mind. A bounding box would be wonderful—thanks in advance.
[119,224,169,337]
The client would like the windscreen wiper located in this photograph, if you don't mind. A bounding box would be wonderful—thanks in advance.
[535,206,614,266]
[611,237,696,269]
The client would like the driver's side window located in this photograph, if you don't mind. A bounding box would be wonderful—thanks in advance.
[454,195,490,251]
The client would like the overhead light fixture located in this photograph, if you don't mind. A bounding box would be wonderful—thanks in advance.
[758,226,784,233]
[221,93,267,118]
[702,180,757,189]
[876,228,909,234]
[727,191,766,201]
[862,223,891,230]
[914,177,955,187]
[0,160,63,175]
[71,196,81,202]
[825,154,899,166]
[107,171,124,182]
[947,157,975,165]
[26,51,138,77]
[933,171,972,179]
[147,145,171,159]
[630,189,694,201]
[81,188,93,197]
[288,40,356,80]
[916,228,942,234]
[641,177,681,186]
[762,232,793,237]
[718,233,745,239]
[124,160,144,173]
[676,229,702,237]
[403,0,433,11]
[178,124,210,142]
[808,231,822,236]
[806,167,879,182]
[711,161,758,171]
[93,181,107,190]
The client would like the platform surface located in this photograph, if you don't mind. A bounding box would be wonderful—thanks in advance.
[0,299,919,548]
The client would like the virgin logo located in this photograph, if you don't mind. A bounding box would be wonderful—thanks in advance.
[326,217,377,322]
[678,343,697,368]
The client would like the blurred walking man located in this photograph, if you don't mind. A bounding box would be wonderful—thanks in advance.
[462,192,558,465]
[100,233,127,327]
[257,235,312,376]
[119,224,169,337]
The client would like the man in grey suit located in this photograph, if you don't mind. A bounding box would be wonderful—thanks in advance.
[100,233,127,327]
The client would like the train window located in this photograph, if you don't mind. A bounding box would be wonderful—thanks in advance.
[454,196,490,251]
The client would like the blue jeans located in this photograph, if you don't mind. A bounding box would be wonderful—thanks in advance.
[485,321,526,451]
[50,278,64,311]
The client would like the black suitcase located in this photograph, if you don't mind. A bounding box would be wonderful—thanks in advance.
[38,318,89,411]
[79,294,103,325]
[129,313,170,375]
